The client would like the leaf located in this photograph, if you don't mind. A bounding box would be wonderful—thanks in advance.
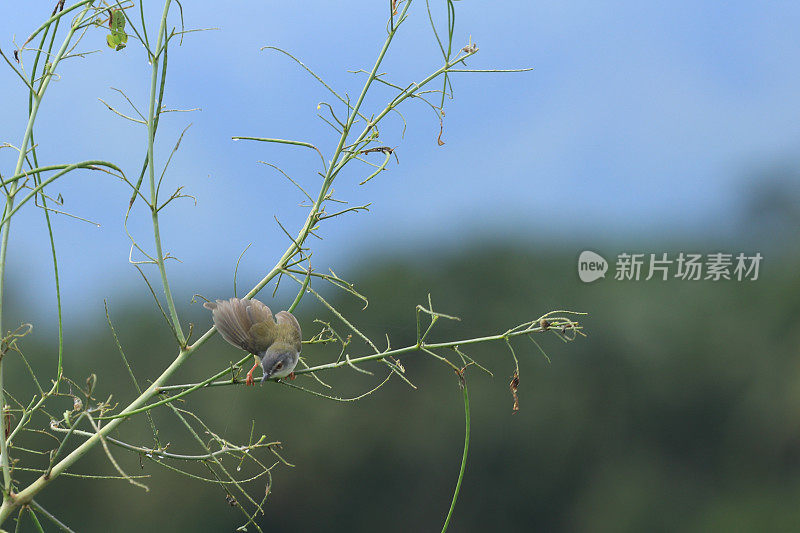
[106,31,128,51]
[106,10,128,51]
[110,9,126,32]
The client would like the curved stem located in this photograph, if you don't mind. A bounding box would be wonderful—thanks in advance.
[441,382,470,533]
[0,162,116,188]
[0,162,123,226]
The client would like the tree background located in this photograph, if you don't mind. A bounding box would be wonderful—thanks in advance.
[7,240,800,531]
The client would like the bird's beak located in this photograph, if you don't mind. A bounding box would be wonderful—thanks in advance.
[260,370,271,384]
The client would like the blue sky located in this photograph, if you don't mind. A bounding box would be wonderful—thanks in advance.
[1,1,799,324]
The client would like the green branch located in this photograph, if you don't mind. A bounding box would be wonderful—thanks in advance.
[146,0,185,346]
[154,315,584,394]
[441,382,470,533]
[0,0,94,501]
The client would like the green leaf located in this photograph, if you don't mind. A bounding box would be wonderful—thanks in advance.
[106,10,128,51]
[110,10,126,32]
[106,30,128,51]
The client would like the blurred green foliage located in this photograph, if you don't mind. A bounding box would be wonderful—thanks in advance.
[4,243,799,532]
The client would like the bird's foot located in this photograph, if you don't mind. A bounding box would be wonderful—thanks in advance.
[245,362,259,386]
[288,372,296,381]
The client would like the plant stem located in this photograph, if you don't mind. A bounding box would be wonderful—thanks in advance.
[28,500,75,533]
[146,0,185,345]
[0,344,194,522]
[0,1,94,499]
[49,425,274,461]
[441,383,470,533]
[154,320,569,393]
[0,162,123,226]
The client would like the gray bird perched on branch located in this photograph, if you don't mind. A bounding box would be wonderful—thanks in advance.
[203,297,302,385]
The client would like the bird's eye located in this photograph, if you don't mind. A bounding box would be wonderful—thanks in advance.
[275,362,283,370]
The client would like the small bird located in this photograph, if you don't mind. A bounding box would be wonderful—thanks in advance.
[204,297,302,385]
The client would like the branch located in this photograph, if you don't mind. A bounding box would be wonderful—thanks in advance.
[0,0,95,502]
[441,380,470,532]
[155,312,586,393]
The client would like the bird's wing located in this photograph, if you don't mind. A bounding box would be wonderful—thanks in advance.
[246,299,278,353]
[204,298,277,354]
[275,311,302,352]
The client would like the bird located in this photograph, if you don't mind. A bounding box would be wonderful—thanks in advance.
[203,297,302,385]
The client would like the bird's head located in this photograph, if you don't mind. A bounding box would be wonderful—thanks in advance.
[259,343,299,383]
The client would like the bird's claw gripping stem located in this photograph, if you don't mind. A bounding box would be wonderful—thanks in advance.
[245,361,259,386]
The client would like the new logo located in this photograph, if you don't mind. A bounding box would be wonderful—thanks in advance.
[578,251,608,283]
